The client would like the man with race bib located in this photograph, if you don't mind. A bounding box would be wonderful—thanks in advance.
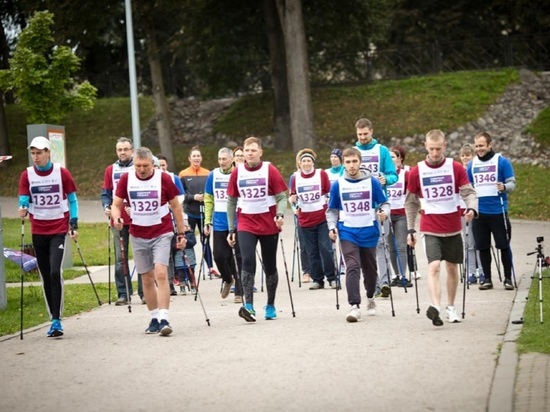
[226,137,287,322]
[204,147,243,303]
[327,147,390,323]
[112,147,186,336]
[18,136,79,337]
[467,131,516,291]
[354,118,398,297]
[405,130,477,327]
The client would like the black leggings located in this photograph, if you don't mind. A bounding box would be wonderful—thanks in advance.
[33,233,67,320]
[237,231,279,306]
[213,230,242,295]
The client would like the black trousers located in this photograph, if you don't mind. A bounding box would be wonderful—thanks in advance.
[33,233,67,320]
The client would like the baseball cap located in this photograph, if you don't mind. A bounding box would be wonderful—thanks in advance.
[27,136,50,150]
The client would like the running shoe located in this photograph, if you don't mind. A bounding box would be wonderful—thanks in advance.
[426,305,444,326]
[367,298,376,316]
[504,278,515,290]
[380,284,391,298]
[446,306,461,323]
[209,268,221,278]
[390,276,400,287]
[309,282,323,290]
[145,318,160,334]
[329,280,339,289]
[264,305,277,320]
[468,274,477,284]
[173,278,180,286]
[397,277,413,288]
[479,274,485,283]
[479,279,493,290]
[221,279,234,299]
[238,303,256,322]
[346,305,361,323]
[234,295,243,304]
[159,320,173,336]
[47,319,64,337]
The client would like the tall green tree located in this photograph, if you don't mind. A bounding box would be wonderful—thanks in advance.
[0,10,97,124]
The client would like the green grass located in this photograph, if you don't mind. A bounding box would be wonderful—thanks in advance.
[516,269,550,354]
[526,106,550,148]
[0,282,138,337]
[1,219,125,283]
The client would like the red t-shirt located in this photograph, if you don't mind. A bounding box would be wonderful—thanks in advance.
[19,166,77,235]
[407,159,468,234]
[291,169,331,228]
[227,161,287,235]
[115,170,180,239]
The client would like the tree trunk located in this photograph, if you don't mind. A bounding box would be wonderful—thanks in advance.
[263,0,291,151]
[275,0,315,151]
[0,95,11,168]
[145,19,175,170]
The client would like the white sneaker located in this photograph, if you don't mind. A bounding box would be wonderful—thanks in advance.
[367,298,376,316]
[414,273,422,280]
[446,306,461,323]
[346,305,361,323]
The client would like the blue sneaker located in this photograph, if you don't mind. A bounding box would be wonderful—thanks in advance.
[468,274,477,284]
[479,274,485,283]
[238,303,256,322]
[159,320,173,336]
[264,305,277,320]
[145,318,160,334]
[47,319,63,337]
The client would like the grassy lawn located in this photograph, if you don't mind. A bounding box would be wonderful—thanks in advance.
[0,282,138,337]
[516,269,550,354]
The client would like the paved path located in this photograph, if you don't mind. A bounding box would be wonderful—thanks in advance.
[0,196,549,411]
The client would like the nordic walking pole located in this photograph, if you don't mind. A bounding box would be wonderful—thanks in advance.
[379,213,395,317]
[332,233,341,310]
[490,244,503,283]
[116,231,130,312]
[107,219,112,304]
[256,249,265,292]
[389,221,408,292]
[73,233,103,307]
[462,221,469,319]
[280,239,296,317]
[20,212,25,340]
[407,245,420,314]
[291,219,297,282]
[185,252,210,326]
[500,196,518,288]
[194,245,207,302]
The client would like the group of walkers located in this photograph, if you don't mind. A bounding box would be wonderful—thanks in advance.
[17,117,517,336]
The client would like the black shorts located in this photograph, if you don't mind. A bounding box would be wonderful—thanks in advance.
[424,234,463,264]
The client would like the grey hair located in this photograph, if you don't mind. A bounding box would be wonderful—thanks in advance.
[135,147,153,162]
[218,147,233,158]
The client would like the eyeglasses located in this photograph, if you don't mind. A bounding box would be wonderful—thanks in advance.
[235,154,244,157]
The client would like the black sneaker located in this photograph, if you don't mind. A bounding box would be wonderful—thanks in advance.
[145,318,160,334]
[479,279,493,290]
[159,320,173,336]
[380,284,391,298]
[238,304,256,322]
[390,277,400,287]
[504,278,514,290]
[426,305,444,327]
[397,277,414,288]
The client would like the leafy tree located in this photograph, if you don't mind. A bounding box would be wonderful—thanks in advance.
[0,10,97,124]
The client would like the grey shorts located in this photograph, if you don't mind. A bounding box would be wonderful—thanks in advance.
[130,232,173,274]
[424,233,463,264]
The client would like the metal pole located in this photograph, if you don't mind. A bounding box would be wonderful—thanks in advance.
[125,0,141,148]
[0,202,6,309]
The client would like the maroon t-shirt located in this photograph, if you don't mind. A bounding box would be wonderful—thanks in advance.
[115,170,179,239]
